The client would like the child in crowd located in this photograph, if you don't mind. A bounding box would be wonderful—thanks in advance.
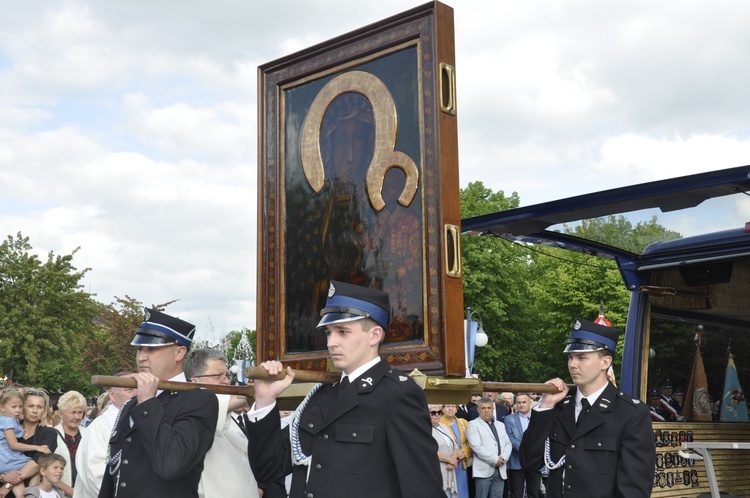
[0,389,50,498]
[23,454,66,498]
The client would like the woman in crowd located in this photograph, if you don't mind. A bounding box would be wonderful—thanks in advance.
[441,404,471,498]
[54,391,87,497]
[429,404,458,498]
[3,388,59,490]
[0,388,51,498]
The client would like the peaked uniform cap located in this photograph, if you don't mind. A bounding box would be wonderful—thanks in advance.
[316,280,390,329]
[563,318,620,354]
[131,308,195,348]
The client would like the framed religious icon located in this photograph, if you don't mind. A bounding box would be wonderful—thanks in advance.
[257,1,465,375]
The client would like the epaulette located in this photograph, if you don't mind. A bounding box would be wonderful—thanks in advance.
[555,393,574,409]
[382,368,412,388]
[617,391,641,407]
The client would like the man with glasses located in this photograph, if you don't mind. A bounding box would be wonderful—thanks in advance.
[185,348,260,498]
[98,309,218,498]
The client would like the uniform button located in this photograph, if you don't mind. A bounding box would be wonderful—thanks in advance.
[123,459,129,465]
[570,444,575,449]
[308,423,314,429]
[125,437,132,443]
[565,484,571,490]
[322,434,329,440]
[142,411,148,417]
[306,493,313,498]
[351,433,357,439]
[566,465,572,470]
[315,464,321,470]
[119,482,127,488]
[597,442,602,447]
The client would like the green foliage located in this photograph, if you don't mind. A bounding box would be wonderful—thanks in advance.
[0,233,102,396]
[83,296,145,379]
[562,215,681,253]
[461,183,539,382]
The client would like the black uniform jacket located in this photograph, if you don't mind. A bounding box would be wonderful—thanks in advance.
[246,360,444,498]
[520,382,655,498]
[98,388,218,498]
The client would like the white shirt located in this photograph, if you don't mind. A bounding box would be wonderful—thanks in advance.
[575,383,608,422]
[73,403,117,498]
[198,394,260,498]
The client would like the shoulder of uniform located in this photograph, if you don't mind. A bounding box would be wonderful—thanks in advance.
[383,367,413,387]
[616,390,644,408]
[554,393,575,409]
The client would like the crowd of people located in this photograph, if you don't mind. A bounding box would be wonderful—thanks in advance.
[0,283,656,498]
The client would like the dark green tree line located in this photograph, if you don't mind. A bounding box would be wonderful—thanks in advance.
[0,233,102,394]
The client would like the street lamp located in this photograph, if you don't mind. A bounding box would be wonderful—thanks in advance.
[466,308,488,347]
[465,307,489,376]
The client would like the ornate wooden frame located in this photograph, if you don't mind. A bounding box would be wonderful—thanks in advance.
[256,1,464,375]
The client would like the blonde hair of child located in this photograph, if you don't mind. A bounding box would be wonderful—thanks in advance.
[0,387,24,412]
[38,453,66,471]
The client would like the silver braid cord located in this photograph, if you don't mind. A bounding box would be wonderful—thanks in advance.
[289,383,324,483]
[544,436,566,470]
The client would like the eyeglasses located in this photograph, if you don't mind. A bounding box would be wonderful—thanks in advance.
[194,372,231,380]
[429,410,443,416]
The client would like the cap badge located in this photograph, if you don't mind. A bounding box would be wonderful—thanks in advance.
[399,375,408,382]
[573,320,582,330]
[144,309,151,321]
[328,282,336,298]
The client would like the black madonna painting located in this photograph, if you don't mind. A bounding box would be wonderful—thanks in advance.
[284,49,424,352]
[257,2,463,374]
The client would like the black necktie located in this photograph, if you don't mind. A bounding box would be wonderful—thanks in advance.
[339,376,350,391]
[487,420,502,455]
[577,398,591,428]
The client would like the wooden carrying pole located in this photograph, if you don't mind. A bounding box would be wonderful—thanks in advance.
[92,368,564,403]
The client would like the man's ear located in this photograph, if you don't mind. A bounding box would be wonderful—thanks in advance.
[369,325,384,346]
[175,345,188,362]
[601,353,613,370]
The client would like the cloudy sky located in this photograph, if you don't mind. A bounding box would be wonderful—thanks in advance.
[2,1,750,344]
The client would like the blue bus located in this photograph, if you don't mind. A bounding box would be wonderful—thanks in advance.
[462,165,750,497]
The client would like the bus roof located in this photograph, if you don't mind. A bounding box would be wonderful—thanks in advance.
[462,165,750,263]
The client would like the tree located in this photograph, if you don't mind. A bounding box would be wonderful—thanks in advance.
[460,183,540,382]
[82,296,144,379]
[0,232,102,395]
[83,297,181,382]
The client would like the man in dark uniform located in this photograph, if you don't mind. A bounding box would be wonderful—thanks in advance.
[520,318,655,498]
[658,379,683,421]
[98,309,218,498]
[244,280,444,498]
[648,391,667,422]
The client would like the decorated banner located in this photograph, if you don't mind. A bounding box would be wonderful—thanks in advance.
[720,354,749,422]
[683,346,713,422]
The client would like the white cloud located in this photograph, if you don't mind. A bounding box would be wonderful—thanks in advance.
[2,0,750,342]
